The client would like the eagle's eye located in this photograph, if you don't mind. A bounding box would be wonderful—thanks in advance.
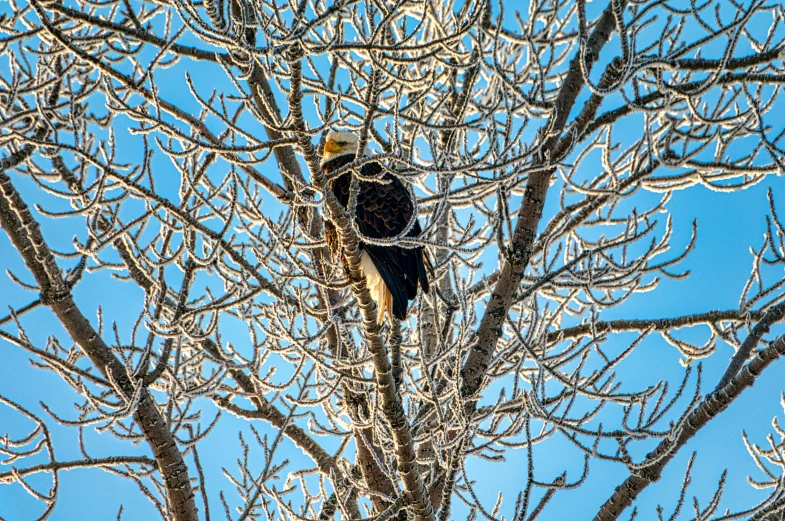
[338,141,347,146]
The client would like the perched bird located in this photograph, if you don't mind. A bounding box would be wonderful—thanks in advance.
[320,130,429,324]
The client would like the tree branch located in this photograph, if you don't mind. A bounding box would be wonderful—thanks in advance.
[284,47,435,520]
[548,309,766,343]
[0,456,156,484]
[0,170,199,521]
[460,0,623,403]
[594,334,785,521]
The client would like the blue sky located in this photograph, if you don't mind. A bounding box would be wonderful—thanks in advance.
[2,0,785,520]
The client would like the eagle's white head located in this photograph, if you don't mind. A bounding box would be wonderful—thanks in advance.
[320,130,360,167]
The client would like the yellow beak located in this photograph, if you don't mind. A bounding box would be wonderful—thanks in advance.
[324,140,342,154]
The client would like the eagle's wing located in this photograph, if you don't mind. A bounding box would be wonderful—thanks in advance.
[332,161,429,320]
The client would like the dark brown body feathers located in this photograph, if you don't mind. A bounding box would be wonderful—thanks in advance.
[322,153,429,321]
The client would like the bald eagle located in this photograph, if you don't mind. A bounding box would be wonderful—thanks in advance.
[320,130,429,324]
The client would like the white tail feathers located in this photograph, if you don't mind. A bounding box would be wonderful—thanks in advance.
[360,251,392,324]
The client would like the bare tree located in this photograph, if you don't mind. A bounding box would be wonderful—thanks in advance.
[2,0,785,519]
